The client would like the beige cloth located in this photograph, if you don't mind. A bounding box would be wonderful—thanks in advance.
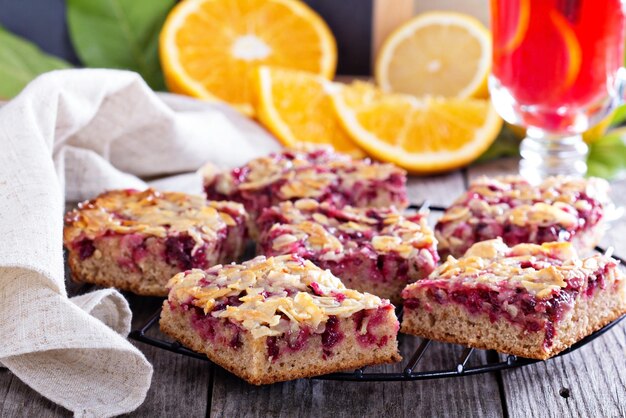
[0,69,279,417]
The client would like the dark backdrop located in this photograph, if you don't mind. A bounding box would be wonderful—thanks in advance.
[0,0,373,75]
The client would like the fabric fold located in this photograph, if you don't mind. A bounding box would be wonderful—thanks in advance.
[0,69,278,416]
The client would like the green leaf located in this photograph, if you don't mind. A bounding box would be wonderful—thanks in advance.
[610,105,626,127]
[0,26,72,99]
[587,129,626,179]
[475,124,520,163]
[66,0,174,90]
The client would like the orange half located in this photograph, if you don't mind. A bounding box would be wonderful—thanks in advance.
[160,0,337,116]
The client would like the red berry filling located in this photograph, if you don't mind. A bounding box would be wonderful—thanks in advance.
[259,208,438,286]
[178,297,245,350]
[353,306,396,348]
[165,235,209,270]
[406,265,611,348]
[264,326,315,361]
[204,148,408,220]
[321,316,344,357]
[266,336,280,359]
[286,327,311,351]
[437,183,605,255]
[74,238,95,260]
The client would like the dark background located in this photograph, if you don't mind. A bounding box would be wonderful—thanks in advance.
[0,0,374,75]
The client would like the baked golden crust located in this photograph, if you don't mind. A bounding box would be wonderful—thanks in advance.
[405,238,603,298]
[203,147,408,239]
[206,146,405,199]
[64,188,246,247]
[260,199,436,261]
[166,254,390,339]
[257,199,438,303]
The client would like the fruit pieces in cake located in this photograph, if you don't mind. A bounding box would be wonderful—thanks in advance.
[64,188,247,296]
[401,238,626,360]
[160,254,401,385]
[202,145,408,237]
[257,199,438,303]
[435,175,611,257]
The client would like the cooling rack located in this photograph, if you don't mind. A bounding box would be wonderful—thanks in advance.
[129,204,626,381]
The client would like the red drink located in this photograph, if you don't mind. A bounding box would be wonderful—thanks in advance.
[491,0,626,132]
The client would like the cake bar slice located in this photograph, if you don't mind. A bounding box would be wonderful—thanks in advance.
[64,189,247,296]
[401,238,626,360]
[257,199,438,303]
[160,254,401,385]
[203,145,408,237]
[435,175,611,257]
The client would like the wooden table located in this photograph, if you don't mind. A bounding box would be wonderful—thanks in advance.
[2,158,625,417]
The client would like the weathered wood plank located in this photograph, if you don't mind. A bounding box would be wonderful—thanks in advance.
[210,344,504,418]
[501,324,626,418]
[210,171,505,418]
[125,296,211,417]
[467,158,519,182]
[468,160,626,418]
[0,369,13,409]
[406,171,467,206]
[122,294,211,418]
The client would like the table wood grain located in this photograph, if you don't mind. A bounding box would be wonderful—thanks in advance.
[1,158,624,417]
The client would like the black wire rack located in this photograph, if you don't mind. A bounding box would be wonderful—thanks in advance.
[129,204,626,382]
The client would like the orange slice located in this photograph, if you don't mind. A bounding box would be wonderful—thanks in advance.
[331,82,503,174]
[549,9,582,89]
[492,0,531,53]
[375,12,491,99]
[160,0,337,116]
[255,66,365,157]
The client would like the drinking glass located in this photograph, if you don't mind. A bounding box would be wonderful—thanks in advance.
[489,0,626,181]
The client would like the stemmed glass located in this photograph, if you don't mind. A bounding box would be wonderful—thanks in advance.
[489,0,626,182]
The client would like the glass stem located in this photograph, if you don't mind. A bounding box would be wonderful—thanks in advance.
[519,127,589,183]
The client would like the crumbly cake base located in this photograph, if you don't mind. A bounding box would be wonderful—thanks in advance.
[401,281,626,360]
[329,256,425,305]
[160,302,401,385]
[571,220,606,256]
[68,233,243,296]
[68,236,185,296]
[340,275,408,306]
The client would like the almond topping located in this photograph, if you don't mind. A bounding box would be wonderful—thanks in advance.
[167,255,387,339]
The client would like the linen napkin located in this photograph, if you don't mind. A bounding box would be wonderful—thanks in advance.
[0,69,279,417]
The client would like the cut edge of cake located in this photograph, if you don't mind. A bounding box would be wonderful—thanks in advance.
[64,189,248,296]
[401,282,625,360]
[401,238,626,360]
[159,254,402,384]
[161,301,401,385]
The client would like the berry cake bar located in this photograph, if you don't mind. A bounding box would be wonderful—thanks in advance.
[435,176,610,257]
[160,254,401,385]
[257,199,438,303]
[64,189,247,296]
[401,238,626,360]
[203,146,408,236]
